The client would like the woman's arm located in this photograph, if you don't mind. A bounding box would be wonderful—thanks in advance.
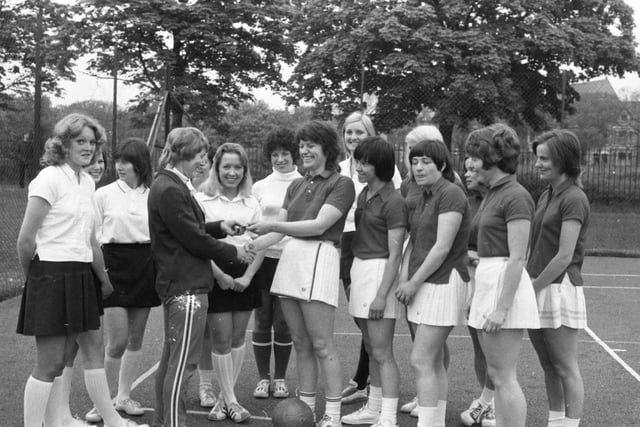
[210,261,235,290]
[16,197,50,277]
[395,212,462,305]
[256,204,343,237]
[483,219,530,332]
[90,232,113,298]
[234,250,266,292]
[369,227,405,320]
[531,220,582,292]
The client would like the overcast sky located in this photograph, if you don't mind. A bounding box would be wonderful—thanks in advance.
[51,1,640,108]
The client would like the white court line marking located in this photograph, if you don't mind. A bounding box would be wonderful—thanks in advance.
[584,326,640,383]
[584,286,640,290]
[131,361,158,390]
[583,273,640,278]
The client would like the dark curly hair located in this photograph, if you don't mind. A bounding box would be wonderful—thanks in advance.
[264,126,299,163]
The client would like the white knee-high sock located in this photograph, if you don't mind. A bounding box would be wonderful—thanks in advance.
[60,367,75,422]
[84,368,123,426]
[43,375,63,427]
[212,352,237,404]
[117,349,141,400]
[24,376,53,427]
[103,355,120,399]
[231,344,246,385]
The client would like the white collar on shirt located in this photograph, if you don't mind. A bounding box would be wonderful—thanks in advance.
[61,163,90,184]
[116,179,147,194]
[166,167,196,192]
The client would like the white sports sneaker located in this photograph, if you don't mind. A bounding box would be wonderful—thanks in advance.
[400,396,418,413]
[114,397,145,416]
[461,398,492,426]
[341,404,380,425]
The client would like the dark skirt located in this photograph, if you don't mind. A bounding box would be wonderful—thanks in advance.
[208,260,261,313]
[254,257,279,292]
[102,243,160,308]
[17,258,102,336]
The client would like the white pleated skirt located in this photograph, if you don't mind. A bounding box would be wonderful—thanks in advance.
[468,257,540,330]
[536,274,587,329]
[349,257,403,319]
[406,269,468,326]
[271,238,340,307]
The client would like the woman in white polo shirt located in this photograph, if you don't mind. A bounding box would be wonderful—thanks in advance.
[195,143,264,423]
[17,113,148,427]
[85,138,160,421]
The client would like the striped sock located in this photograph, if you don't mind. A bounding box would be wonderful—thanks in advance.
[299,390,316,414]
[231,343,246,385]
[199,369,214,390]
[324,396,341,423]
[212,352,236,404]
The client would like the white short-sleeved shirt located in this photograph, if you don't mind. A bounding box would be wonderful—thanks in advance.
[95,180,151,244]
[252,168,302,258]
[194,191,261,248]
[29,164,96,262]
[339,157,403,232]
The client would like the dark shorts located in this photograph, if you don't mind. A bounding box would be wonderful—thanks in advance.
[102,243,160,308]
[208,260,261,313]
[17,258,102,336]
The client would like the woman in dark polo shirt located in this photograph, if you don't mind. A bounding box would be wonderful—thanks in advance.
[340,137,406,427]
[248,121,355,427]
[527,130,589,427]
[394,140,470,427]
[465,123,540,427]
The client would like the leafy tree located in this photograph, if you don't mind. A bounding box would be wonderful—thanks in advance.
[288,0,639,142]
[0,0,82,107]
[80,0,296,128]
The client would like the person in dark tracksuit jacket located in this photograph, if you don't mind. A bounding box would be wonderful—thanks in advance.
[148,127,252,427]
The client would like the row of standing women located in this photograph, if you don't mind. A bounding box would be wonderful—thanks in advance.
[17,112,589,427]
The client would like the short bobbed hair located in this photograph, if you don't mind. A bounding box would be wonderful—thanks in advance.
[41,113,107,167]
[158,127,208,169]
[353,136,396,182]
[409,140,455,182]
[200,142,253,198]
[531,129,582,182]
[405,125,444,147]
[115,137,153,188]
[342,112,376,151]
[465,123,520,174]
[295,120,341,172]
[264,126,299,163]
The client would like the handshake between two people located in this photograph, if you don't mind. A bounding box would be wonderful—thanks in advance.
[220,219,274,265]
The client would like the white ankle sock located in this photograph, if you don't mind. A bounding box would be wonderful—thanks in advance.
[368,385,382,412]
[84,368,122,426]
[380,397,398,425]
[479,387,494,407]
[564,418,580,427]
[24,376,53,427]
[434,400,447,427]
[324,396,341,422]
[199,369,214,389]
[299,390,316,413]
[417,406,437,427]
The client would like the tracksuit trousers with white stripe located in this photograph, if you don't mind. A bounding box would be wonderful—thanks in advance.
[153,293,208,427]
